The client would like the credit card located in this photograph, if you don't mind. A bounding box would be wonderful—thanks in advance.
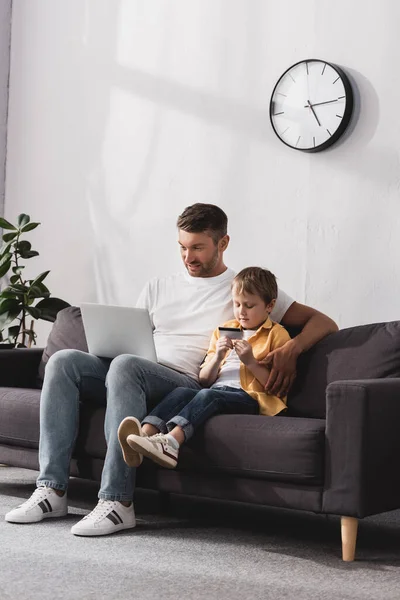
[218,326,243,340]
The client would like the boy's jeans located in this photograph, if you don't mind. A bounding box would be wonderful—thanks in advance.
[143,385,259,441]
[37,349,200,502]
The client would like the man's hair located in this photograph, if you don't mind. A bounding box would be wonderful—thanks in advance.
[177,203,228,244]
[232,267,278,305]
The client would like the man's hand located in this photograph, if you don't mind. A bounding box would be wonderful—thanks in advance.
[232,339,255,366]
[259,339,301,397]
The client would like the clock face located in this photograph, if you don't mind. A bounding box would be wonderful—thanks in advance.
[270,60,354,152]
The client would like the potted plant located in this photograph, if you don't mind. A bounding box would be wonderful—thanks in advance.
[0,214,70,347]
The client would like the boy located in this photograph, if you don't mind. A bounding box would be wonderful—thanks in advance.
[118,266,291,469]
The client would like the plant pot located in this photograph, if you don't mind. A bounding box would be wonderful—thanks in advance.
[0,344,15,349]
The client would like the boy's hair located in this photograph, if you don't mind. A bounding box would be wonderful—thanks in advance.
[177,203,228,244]
[232,267,278,305]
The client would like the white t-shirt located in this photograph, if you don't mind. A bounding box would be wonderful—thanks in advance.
[136,268,294,381]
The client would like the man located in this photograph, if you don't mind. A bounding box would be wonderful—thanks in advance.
[5,204,337,535]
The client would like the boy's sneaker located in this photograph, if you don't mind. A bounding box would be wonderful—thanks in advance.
[5,487,68,523]
[127,433,179,469]
[70,500,136,537]
[117,416,145,467]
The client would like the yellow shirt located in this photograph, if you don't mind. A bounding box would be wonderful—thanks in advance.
[203,317,291,416]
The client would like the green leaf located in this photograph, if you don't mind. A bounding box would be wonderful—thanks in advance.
[21,222,40,233]
[27,285,47,299]
[17,240,31,253]
[10,274,20,285]
[0,298,22,315]
[2,231,18,243]
[17,214,30,228]
[0,241,13,257]
[0,217,17,231]
[29,281,50,299]
[35,297,70,322]
[0,291,18,299]
[8,283,28,293]
[12,266,24,274]
[0,259,11,278]
[30,270,50,289]
[0,252,12,267]
[7,325,20,341]
[26,306,41,319]
[20,251,39,259]
[0,308,20,329]
[35,281,50,295]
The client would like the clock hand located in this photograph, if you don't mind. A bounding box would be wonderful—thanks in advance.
[304,98,340,108]
[306,100,321,127]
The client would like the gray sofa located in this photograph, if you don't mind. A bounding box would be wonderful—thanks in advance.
[1,307,400,561]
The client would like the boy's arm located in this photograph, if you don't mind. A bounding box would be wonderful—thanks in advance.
[198,354,224,387]
[264,302,338,397]
[198,329,232,387]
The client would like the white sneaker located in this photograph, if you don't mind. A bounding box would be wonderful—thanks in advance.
[127,433,179,469]
[5,487,68,523]
[117,416,144,467]
[70,500,136,537]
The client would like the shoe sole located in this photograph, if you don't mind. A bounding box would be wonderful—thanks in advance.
[71,521,136,537]
[117,417,143,467]
[128,438,177,469]
[5,509,68,524]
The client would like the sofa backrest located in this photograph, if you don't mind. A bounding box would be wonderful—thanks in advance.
[39,309,400,421]
[38,306,88,381]
[287,321,400,419]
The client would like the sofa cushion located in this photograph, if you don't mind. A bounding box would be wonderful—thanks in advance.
[287,321,400,419]
[38,306,88,380]
[179,414,325,485]
[0,387,41,448]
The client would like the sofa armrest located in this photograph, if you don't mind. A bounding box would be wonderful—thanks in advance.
[322,378,400,518]
[0,348,44,388]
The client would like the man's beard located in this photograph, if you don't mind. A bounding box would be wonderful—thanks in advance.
[185,248,219,277]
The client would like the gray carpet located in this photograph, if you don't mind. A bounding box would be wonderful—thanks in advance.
[1,466,400,600]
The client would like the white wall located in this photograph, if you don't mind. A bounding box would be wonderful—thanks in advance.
[0,0,11,215]
[4,0,400,344]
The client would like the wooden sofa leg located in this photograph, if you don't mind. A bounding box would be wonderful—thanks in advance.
[341,516,358,561]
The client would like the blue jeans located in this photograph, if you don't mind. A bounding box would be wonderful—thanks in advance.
[143,386,259,440]
[37,349,200,501]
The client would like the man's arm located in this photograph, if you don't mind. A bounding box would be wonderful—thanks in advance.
[263,302,338,396]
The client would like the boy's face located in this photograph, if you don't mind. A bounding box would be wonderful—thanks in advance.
[178,230,229,278]
[232,287,275,330]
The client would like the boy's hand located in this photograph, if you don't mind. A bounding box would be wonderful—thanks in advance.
[215,336,233,360]
[232,339,255,366]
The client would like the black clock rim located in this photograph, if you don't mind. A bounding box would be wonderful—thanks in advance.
[269,59,354,153]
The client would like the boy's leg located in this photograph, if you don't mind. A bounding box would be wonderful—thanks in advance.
[167,387,259,441]
[127,387,258,470]
[142,387,200,433]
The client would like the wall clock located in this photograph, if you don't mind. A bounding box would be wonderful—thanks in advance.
[270,59,354,152]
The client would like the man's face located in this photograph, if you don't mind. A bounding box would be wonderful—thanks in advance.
[178,230,227,278]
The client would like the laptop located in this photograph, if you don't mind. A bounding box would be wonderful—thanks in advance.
[80,303,157,362]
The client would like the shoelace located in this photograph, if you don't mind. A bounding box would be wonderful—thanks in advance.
[83,500,117,523]
[21,487,51,509]
[149,433,169,444]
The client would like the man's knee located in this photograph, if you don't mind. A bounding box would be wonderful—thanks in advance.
[46,348,86,371]
[106,354,145,382]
